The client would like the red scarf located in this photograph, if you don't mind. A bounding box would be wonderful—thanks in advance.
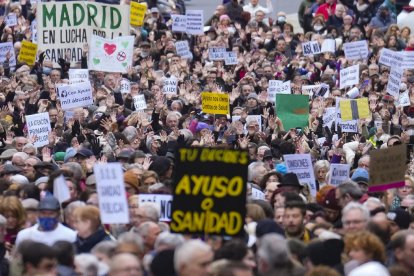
[403,5,414,12]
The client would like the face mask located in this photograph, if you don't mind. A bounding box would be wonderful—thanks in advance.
[43,67,52,75]
[314,25,323,31]
[278,16,286,23]
[264,38,271,44]
[38,217,58,231]
[140,51,149,58]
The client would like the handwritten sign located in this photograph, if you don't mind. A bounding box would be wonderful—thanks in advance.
[329,164,350,186]
[399,91,410,107]
[209,47,226,60]
[283,154,317,196]
[175,40,191,59]
[5,13,17,27]
[57,82,94,110]
[69,69,89,84]
[133,95,147,110]
[0,42,16,67]
[323,107,336,128]
[267,80,290,102]
[139,194,172,222]
[302,41,321,56]
[202,92,229,115]
[340,65,359,89]
[120,78,130,94]
[94,163,129,224]
[224,51,238,65]
[343,40,369,60]
[163,76,178,95]
[130,2,147,26]
[172,14,187,32]
[387,67,403,98]
[186,10,203,35]
[19,40,37,65]
[379,48,404,67]
[26,112,51,148]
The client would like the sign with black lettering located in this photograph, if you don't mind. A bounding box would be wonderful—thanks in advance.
[171,14,187,33]
[171,147,248,236]
[139,194,172,222]
[69,69,88,84]
[302,41,321,56]
[25,112,51,148]
[5,13,17,27]
[57,81,93,110]
[209,47,226,60]
[163,76,178,94]
[283,154,317,196]
[329,164,350,186]
[185,10,203,35]
[94,163,129,224]
[133,95,146,110]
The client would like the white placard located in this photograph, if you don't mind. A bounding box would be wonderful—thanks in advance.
[175,40,191,59]
[387,67,403,98]
[57,82,94,110]
[94,163,129,224]
[340,65,359,89]
[402,51,414,69]
[138,194,172,222]
[171,14,187,33]
[321,39,336,53]
[133,95,147,110]
[315,83,330,98]
[302,41,321,56]
[186,10,204,35]
[5,13,17,27]
[0,42,16,67]
[374,120,383,129]
[267,80,291,102]
[379,48,404,67]
[163,76,178,94]
[323,107,336,128]
[53,175,70,204]
[224,51,238,65]
[399,91,410,107]
[68,69,89,84]
[302,85,320,98]
[30,19,37,42]
[283,154,317,196]
[251,187,265,200]
[26,112,51,148]
[343,40,369,60]
[329,164,350,186]
[120,78,131,94]
[209,47,226,60]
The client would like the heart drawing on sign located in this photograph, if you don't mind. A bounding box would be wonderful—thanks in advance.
[104,43,117,55]
[121,41,129,49]
[93,58,100,65]
[122,62,128,67]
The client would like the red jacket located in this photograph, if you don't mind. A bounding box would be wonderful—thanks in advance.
[316,2,337,21]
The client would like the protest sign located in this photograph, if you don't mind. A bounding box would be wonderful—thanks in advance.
[302,85,320,98]
[53,175,70,204]
[171,147,247,236]
[139,194,172,222]
[387,67,403,98]
[94,163,129,224]
[120,78,130,93]
[130,2,147,26]
[323,107,336,128]
[185,10,203,35]
[251,187,265,200]
[88,35,134,73]
[329,164,350,186]
[369,144,406,192]
[276,94,308,130]
[399,91,410,107]
[37,2,130,66]
[19,40,37,65]
[209,47,226,60]
[175,40,191,59]
[5,13,17,27]
[69,69,89,84]
[343,40,369,60]
[335,97,358,132]
[267,81,291,102]
[379,48,404,67]
[314,83,330,98]
[283,154,317,196]
[57,81,94,110]
[339,65,359,89]
[346,87,360,99]
[302,41,321,56]
[163,76,178,94]
[402,51,414,69]
[26,112,51,148]
[31,20,37,42]
[133,95,147,110]
[340,98,369,121]
[224,51,238,65]
[0,42,16,67]
[321,39,335,53]
[202,92,229,115]
[171,14,187,32]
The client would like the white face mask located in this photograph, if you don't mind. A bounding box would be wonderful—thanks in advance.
[278,16,286,22]
[314,25,323,31]
[264,38,271,44]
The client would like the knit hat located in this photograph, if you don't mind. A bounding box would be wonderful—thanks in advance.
[351,168,369,184]
[195,122,212,133]
[149,156,172,177]
[275,163,287,175]
[387,209,410,229]
[219,14,230,21]
[124,170,139,192]
[54,152,65,162]
[321,188,340,210]
[247,93,258,101]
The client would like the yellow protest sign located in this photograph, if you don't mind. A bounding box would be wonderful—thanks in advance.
[19,40,37,66]
[340,98,369,122]
[130,2,147,26]
[201,92,229,115]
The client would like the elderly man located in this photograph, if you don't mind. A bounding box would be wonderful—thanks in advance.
[335,181,363,208]
[109,253,142,276]
[11,152,28,171]
[174,240,213,276]
[135,221,162,254]
[342,202,370,232]
[130,202,160,230]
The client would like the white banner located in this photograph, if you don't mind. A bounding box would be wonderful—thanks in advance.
[283,154,317,196]
[69,69,89,84]
[26,112,51,148]
[343,40,369,60]
[94,163,129,224]
[138,194,172,222]
[185,10,203,35]
[340,65,359,89]
[387,67,403,99]
[267,80,290,102]
[57,81,94,110]
[133,95,147,110]
[329,164,350,186]
[399,91,410,107]
[402,51,414,69]
[302,41,321,56]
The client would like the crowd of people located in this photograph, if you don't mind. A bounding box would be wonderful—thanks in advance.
[0,0,413,275]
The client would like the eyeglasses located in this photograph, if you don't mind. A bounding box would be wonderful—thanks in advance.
[343,219,365,226]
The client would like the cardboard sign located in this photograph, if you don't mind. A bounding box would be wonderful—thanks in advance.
[323,107,336,128]
[163,76,178,94]
[379,48,404,67]
[329,164,350,186]
[5,13,17,27]
[283,154,317,196]
[53,175,70,204]
[26,112,51,148]
[209,47,226,60]
[224,51,238,65]
[387,67,403,98]
[120,78,130,93]
[340,98,369,121]
[139,194,172,222]
[19,40,37,65]
[302,41,321,56]
[133,95,147,110]
[340,65,359,89]
[276,94,308,130]
[57,81,94,110]
[0,42,16,67]
[343,40,369,60]
[399,91,410,107]
[69,69,89,84]
[88,35,134,73]
[201,92,229,115]
[369,144,406,192]
[130,2,147,26]
[94,163,129,224]
[172,14,187,32]
[170,147,247,236]
[185,10,203,35]
[37,2,130,67]
[251,187,265,200]
[175,40,191,59]
[321,39,335,53]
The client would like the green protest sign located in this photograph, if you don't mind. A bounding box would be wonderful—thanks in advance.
[276,94,309,130]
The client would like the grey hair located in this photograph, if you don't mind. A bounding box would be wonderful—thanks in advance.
[363,197,384,209]
[313,160,330,173]
[139,202,160,222]
[155,232,185,251]
[248,161,265,182]
[62,162,83,181]
[12,152,29,160]
[122,126,138,142]
[74,253,108,276]
[357,155,370,166]
[342,202,370,223]
[337,181,363,201]
[22,144,37,155]
[91,240,117,258]
[135,222,158,239]
[118,232,145,254]
[174,240,211,272]
[257,234,291,269]
[64,200,86,219]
